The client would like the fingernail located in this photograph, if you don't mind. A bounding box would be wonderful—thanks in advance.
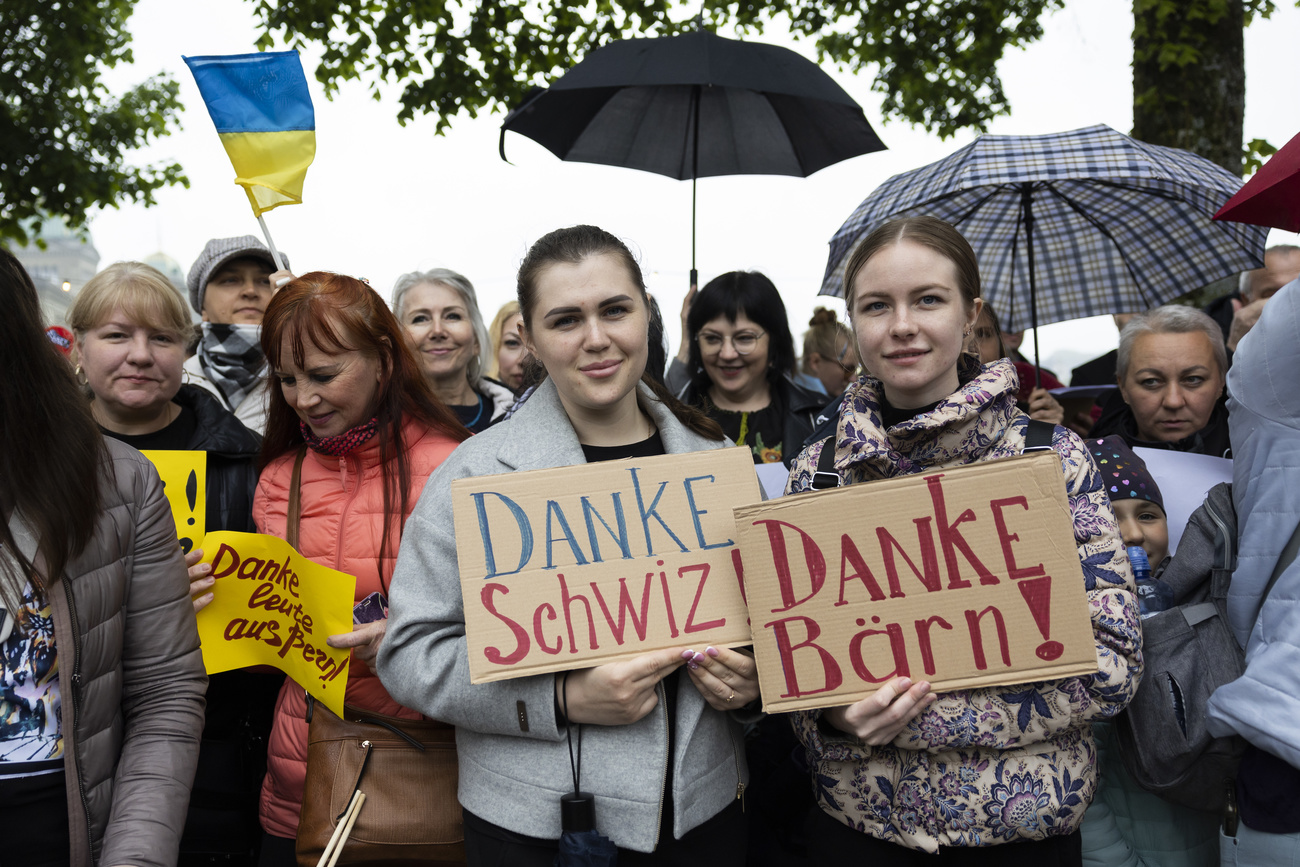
[692,652,705,664]
[199,563,211,573]
[705,646,719,658]
[897,677,912,689]
[681,649,695,660]
[688,660,699,670]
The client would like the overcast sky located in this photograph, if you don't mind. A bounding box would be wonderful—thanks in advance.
[91,0,1300,376]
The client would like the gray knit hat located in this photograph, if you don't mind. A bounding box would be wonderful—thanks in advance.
[186,235,290,315]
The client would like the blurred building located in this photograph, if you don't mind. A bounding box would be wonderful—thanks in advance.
[142,251,201,323]
[11,217,100,326]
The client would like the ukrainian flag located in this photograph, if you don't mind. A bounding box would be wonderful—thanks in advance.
[183,51,315,216]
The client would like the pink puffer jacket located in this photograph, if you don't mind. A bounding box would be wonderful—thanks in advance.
[252,419,461,839]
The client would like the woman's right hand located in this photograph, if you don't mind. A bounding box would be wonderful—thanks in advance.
[822,676,936,745]
[557,647,685,726]
[185,548,215,614]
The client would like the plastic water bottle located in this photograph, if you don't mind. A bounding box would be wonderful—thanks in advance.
[1128,545,1172,618]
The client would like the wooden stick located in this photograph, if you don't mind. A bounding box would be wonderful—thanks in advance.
[316,789,362,867]
[325,791,366,867]
[255,213,288,272]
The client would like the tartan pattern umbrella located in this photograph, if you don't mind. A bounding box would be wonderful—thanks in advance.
[820,124,1267,333]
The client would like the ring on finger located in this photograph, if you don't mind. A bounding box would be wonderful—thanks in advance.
[725,691,735,704]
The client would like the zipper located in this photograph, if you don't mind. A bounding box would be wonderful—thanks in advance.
[333,453,366,572]
[730,724,746,811]
[1204,497,1235,572]
[62,577,95,860]
[653,679,669,844]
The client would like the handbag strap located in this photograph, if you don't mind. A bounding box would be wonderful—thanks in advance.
[286,446,307,549]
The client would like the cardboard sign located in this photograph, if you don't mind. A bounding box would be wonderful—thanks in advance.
[733,452,1097,712]
[453,447,761,683]
[195,531,356,716]
[141,450,206,554]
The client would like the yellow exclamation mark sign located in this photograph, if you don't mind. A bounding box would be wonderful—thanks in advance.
[141,450,207,553]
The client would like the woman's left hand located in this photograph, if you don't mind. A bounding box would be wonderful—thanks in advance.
[681,645,760,711]
[1026,387,1065,425]
[327,619,387,672]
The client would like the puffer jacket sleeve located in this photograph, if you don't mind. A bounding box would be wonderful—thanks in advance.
[377,451,568,743]
[99,450,208,867]
[889,426,1143,753]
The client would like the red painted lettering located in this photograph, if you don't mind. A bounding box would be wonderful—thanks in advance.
[592,574,654,645]
[926,474,998,588]
[876,519,940,595]
[680,563,725,633]
[753,519,826,612]
[848,616,910,683]
[914,615,954,676]
[558,573,599,653]
[533,602,562,655]
[764,615,843,698]
[481,583,530,665]
[837,534,888,605]
[964,605,1011,670]
[991,496,1046,580]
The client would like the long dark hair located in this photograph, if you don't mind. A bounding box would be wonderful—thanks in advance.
[685,271,797,402]
[516,225,722,440]
[260,272,470,584]
[0,249,104,610]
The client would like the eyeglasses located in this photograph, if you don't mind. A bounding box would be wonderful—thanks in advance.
[831,343,858,375]
[697,330,767,355]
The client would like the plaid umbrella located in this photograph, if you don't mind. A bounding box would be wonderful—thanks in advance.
[821,124,1267,340]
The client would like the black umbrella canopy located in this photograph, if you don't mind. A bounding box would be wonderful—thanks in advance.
[501,30,885,180]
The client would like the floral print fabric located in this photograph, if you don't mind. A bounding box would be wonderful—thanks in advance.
[0,581,62,766]
[786,357,1143,853]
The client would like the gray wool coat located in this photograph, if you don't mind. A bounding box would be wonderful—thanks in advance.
[378,379,749,852]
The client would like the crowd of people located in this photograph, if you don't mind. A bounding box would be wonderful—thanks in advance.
[1,222,1297,867]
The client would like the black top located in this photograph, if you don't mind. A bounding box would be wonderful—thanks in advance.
[102,403,198,451]
[451,392,495,434]
[879,396,943,429]
[705,403,787,465]
[580,431,666,462]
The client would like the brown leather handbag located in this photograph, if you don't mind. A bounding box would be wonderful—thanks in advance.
[286,448,465,866]
[295,695,465,866]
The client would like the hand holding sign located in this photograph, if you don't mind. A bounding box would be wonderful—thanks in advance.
[560,647,685,726]
[186,548,215,613]
[823,676,936,746]
[682,645,760,711]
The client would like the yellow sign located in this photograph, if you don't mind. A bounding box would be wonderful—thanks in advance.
[141,450,206,554]
[195,531,356,716]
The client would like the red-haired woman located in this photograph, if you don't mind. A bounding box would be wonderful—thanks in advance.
[250,272,468,864]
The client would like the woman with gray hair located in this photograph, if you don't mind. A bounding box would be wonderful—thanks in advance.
[392,268,514,432]
[1088,304,1230,456]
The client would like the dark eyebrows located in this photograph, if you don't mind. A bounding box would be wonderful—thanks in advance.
[1132,364,1212,378]
[542,294,635,320]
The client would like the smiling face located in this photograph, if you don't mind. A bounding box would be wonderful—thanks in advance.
[1113,498,1169,564]
[850,240,981,409]
[521,252,648,423]
[274,330,384,438]
[1118,331,1225,443]
[399,281,479,387]
[495,312,529,392]
[699,311,771,408]
[77,307,186,426]
[202,256,275,324]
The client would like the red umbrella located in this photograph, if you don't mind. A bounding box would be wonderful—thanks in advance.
[1214,129,1300,231]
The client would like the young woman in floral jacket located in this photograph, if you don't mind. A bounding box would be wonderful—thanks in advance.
[785,216,1143,864]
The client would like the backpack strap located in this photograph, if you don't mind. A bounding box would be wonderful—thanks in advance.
[810,437,840,490]
[1022,419,1056,453]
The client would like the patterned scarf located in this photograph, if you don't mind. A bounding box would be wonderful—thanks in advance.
[299,417,379,457]
[196,323,266,411]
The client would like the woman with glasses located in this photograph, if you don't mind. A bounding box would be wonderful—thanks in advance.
[800,306,858,396]
[670,271,825,467]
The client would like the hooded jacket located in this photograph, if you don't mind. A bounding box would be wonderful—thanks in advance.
[252,418,462,838]
[785,357,1142,853]
[9,439,207,867]
[378,380,749,853]
[1206,277,1300,770]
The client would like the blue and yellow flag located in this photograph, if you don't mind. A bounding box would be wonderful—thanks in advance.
[183,51,316,216]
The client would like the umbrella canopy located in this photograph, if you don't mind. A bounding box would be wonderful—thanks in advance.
[502,30,885,180]
[821,124,1267,334]
[1214,128,1300,231]
[501,30,885,284]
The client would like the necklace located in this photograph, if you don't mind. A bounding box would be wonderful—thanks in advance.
[465,391,485,428]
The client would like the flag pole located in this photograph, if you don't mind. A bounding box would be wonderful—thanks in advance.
[256,214,288,273]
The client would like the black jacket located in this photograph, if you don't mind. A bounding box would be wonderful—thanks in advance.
[676,373,826,468]
[174,384,261,533]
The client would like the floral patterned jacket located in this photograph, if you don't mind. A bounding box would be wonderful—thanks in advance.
[786,357,1143,853]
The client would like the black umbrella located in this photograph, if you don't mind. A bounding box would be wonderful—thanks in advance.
[501,29,886,287]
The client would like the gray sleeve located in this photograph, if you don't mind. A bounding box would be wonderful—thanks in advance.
[378,461,567,742]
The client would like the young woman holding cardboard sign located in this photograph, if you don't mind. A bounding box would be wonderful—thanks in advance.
[785,216,1142,865]
[380,225,760,866]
